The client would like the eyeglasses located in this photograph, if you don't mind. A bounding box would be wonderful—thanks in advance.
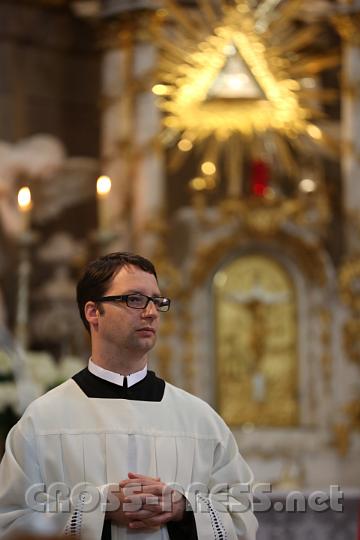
[96,293,171,312]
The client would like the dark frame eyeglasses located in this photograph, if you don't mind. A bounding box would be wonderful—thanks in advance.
[96,293,171,312]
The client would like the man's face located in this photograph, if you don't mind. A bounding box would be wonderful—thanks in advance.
[88,265,161,356]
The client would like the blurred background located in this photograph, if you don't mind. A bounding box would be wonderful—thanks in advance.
[0,0,359,538]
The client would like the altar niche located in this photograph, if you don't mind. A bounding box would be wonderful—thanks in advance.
[214,254,298,427]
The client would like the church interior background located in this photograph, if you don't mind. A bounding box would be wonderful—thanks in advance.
[0,0,360,537]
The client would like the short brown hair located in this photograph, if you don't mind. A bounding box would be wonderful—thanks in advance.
[76,252,157,332]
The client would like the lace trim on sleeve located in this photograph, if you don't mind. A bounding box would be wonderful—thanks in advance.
[64,492,86,537]
[197,494,228,540]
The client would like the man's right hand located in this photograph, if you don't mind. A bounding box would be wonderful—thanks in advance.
[106,473,164,530]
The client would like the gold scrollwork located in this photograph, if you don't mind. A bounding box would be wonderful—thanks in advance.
[319,309,333,394]
[339,257,360,312]
[342,318,360,365]
[332,423,351,457]
[190,229,327,289]
[220,197,301,236]
[345,399,360,431]
[338,256,360,443]
[332,14,360,46]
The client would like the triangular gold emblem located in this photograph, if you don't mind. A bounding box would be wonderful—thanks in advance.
[206,43,265,101]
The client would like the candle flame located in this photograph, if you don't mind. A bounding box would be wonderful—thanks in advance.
[177,139,193,152]
[201,161,216,175]
[299,178,316,193]
[17,187,32,211]
[96,176,111,196]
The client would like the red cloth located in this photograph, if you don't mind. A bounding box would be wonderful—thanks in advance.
[250,159,270,197]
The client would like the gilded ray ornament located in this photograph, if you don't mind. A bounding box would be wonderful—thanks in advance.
[149,0,340,201]
[153,0,340,146]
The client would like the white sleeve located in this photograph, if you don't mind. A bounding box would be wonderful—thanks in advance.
[186,431,258,540]
[0,420,68,536]
[0,421,106,540]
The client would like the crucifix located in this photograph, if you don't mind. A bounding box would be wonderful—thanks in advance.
[225,280,289,402]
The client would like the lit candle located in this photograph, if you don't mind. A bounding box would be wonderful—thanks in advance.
[17,186,32,233]
[96,175,111,232]
[16,186,33,349]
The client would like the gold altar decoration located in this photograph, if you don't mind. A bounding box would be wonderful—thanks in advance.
[189,221,327,290]
[339,258,360,362]
[332,397,360,456]
[178,296,197,394]
[214,254,298,426]
[338,255,360,441]
[342,319,360,365]
[221,197,300,235]
[152,0,340,187]
[332,423,351,457]
[332,12,360,46]
[142,217,183,384]
[319,308,333,395]
[339,257,360,312]
[345,399,360,431]
[220,189,330,236]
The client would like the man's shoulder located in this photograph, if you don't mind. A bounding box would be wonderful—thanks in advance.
[165,382,210,407]
[11,378,79,438]
[24,378,79,415]
[164,382,228,427]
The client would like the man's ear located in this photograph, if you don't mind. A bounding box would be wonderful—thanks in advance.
[84,301,101,330]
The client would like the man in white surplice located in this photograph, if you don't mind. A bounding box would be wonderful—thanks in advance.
[0,252,258,540]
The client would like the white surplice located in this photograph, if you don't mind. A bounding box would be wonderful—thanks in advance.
[0,379,258,540]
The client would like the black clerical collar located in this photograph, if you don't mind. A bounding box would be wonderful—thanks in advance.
[72,368,165,401]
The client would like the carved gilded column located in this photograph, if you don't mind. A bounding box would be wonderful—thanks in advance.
[342,42,360,226]
[131,44,165,255]
[100,26,136,251]
[100,10,165,254]
[334,12,360,460]
[333,11,360,242]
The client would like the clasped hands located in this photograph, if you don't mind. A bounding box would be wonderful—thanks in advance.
[106,472,186,531]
